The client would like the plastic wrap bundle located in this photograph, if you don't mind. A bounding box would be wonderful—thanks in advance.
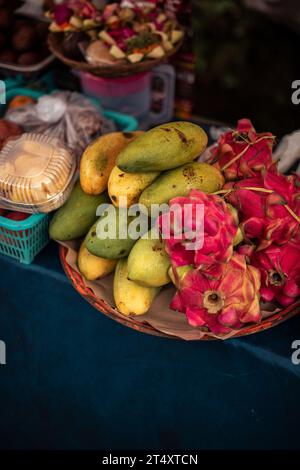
[5,91,116,161]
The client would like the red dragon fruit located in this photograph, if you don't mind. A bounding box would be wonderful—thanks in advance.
[208,118,275,181]
[109,27,136,51]
[225,171,300,249]
[170,253,261,335]
[248,241,300,307]
[158,190,238,276]
[53,4,73,25]
[102,3,118,21]
[69,0,100,19]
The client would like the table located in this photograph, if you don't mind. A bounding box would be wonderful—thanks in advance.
[0,241,300,450]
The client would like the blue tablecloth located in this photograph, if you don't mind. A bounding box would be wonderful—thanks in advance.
[0,242,300,450]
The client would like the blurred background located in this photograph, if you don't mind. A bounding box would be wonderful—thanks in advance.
[1,0,300,137]
[192,0,300,137]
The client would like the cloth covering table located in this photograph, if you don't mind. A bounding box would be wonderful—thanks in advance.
[0,120,300,450]
[0,241,300,450]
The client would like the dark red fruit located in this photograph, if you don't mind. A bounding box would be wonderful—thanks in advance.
[12,25,36,52]
[0,8,12,29]
[17,51,40,66]
[0,49,17,63]
[5,211,30,221]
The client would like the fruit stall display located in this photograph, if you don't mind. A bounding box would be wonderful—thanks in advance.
[47,1,184,76]
[44,120,300,340]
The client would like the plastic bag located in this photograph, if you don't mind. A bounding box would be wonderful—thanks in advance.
[5,91,116,160]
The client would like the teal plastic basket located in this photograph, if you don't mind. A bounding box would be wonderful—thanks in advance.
[0,213,49,264]
[2,88,138,132]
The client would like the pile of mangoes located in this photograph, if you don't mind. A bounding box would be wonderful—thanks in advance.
[49,122,225,317]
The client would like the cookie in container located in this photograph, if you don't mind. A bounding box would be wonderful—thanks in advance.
[0,133,76,213]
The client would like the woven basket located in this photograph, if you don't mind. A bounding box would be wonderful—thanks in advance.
[48,33,183,78]
[60,245,300,340]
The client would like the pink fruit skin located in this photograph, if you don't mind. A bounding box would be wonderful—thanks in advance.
[209,118,275,181]
[102,3,118,21]
[225,171,300,250]
[53,4,72,25]
[250,240,300,307]
[68,1,100,19]
[171,253,261,335]
[158,190,237,277]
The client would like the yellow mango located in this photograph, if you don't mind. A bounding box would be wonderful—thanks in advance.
[127,228,170,287]
[80,131,143,195]
[114,259,160,316]
[108,165,159,207]
[78,241,117,281]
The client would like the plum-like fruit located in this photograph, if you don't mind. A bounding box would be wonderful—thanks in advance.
[17,51,40,65]
[0,49,17,63]
[0,8,12,29]
[12,25,36,52]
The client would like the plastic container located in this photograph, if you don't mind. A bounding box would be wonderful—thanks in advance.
[0,212,49,264]
[79,71,151,121]
[78,64,175,127]
[0,55,55,75]
[149,64,175,126]
[0,133,76,213]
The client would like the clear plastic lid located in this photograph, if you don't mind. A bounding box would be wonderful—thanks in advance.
[0,133,76,213]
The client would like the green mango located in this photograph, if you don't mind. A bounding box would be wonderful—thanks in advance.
[139,162,225,211]
[117,121,208,172]
[85,205,139,259]
[127,228,171,287]
[168,265,193,288]
[49,181,109,241]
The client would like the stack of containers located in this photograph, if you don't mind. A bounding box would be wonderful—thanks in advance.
[0,133,76,264]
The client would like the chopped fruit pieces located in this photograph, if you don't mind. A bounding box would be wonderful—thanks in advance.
[127,52,144,63]
[146,45,165,59]
[109,45,126,59]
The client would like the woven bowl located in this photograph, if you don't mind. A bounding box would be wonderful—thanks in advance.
[60,245,300,340]
[48,33,183,78]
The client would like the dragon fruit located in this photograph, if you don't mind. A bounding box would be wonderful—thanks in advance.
[80,2,100,19]
[103,3,118,21]
[53,4,72,25]
[171,253,261,335]
[225,171,300,249]
[209,118,275,181]
[249,241,300,307]
[158,190,238,276]
[69,0,100,19]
